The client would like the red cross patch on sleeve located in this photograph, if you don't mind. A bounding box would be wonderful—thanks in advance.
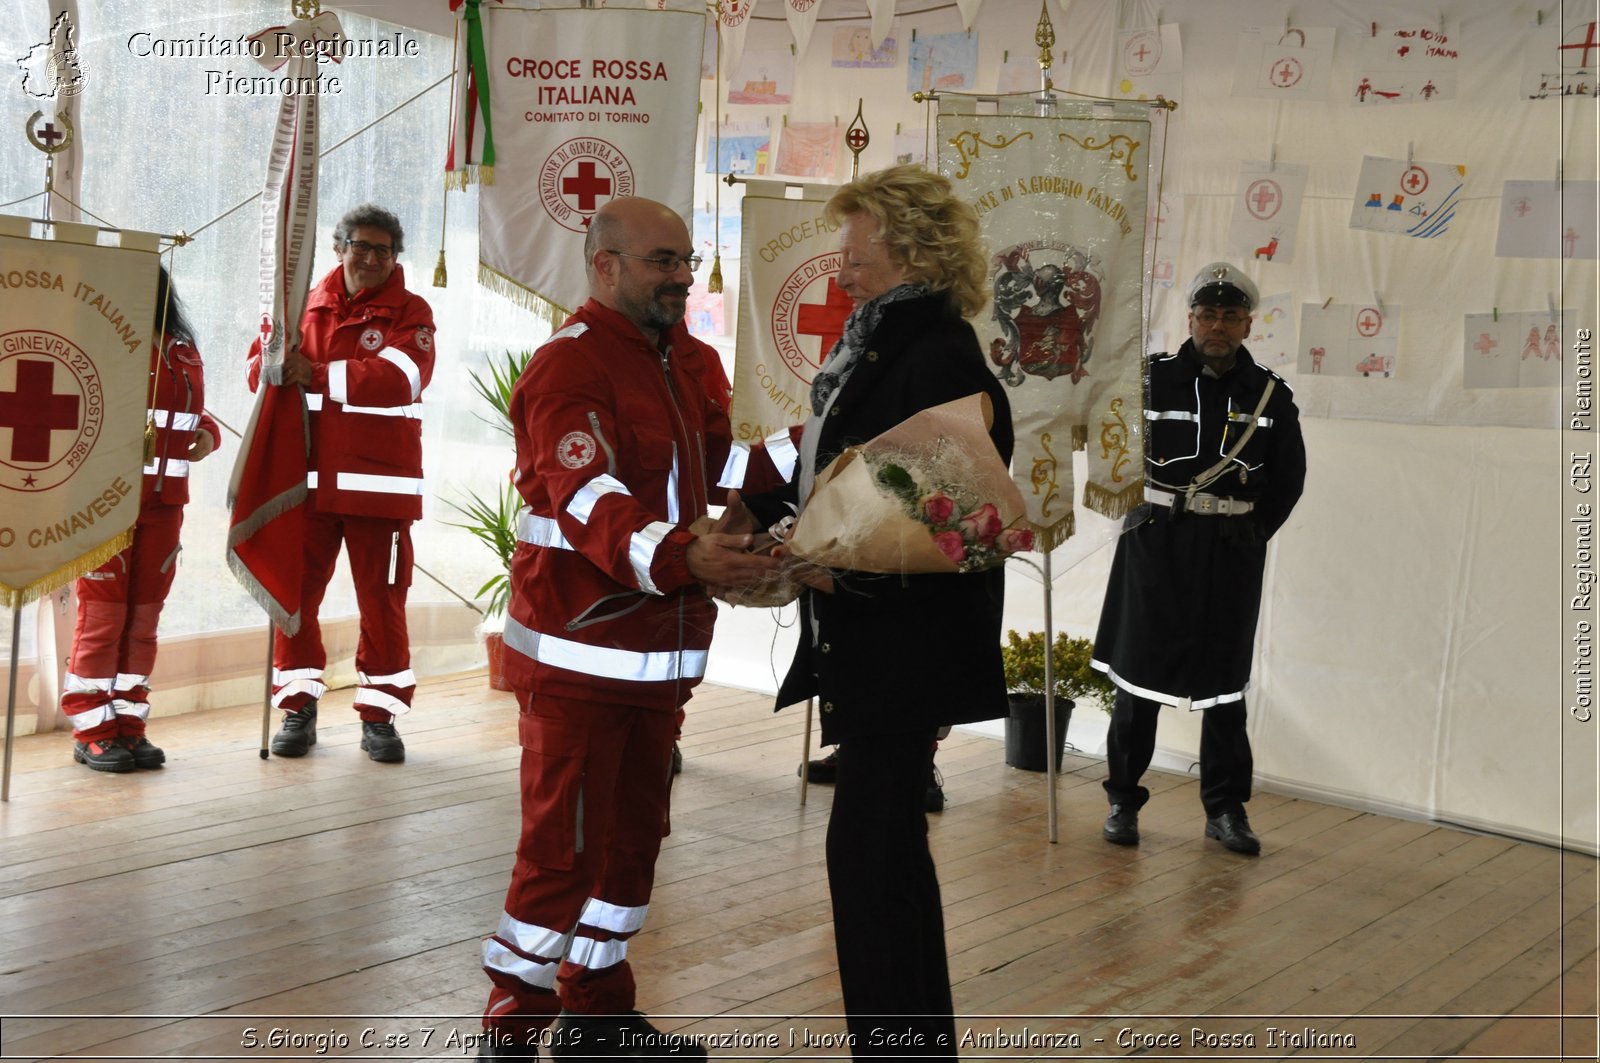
[557,431,597,469]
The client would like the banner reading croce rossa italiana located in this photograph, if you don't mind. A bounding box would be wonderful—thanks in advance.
[730,181,841,444]
[465,0,704,314]
[0,224,157,606]
[938,98,1151,549]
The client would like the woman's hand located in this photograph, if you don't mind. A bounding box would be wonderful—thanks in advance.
[188,430,217,462]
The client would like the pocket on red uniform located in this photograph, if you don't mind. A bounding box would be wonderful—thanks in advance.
[517,709,587,870]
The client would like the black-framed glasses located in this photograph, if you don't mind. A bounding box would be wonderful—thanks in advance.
[343,239,395,262]
[1193,308,1249,327]
[606,249,703,273]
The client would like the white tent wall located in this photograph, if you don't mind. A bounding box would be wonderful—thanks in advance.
[1,0,1592,851]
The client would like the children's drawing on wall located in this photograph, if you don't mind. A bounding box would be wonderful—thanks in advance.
[1299,301,1401,379]
[1144,191,1183,326]
[686,289,726,340]
[1348,155,1465,238]
[1352,23,1460,104]
[1248,293,1297,368]
[692,206,742,265]
[1228,161,1307,264]
[894,131,929,166]
[831,27,897,68]
[1522,18,1597,99]
[905,31,979,94]
[1231,24,1334,100]
[704,120,771,176]
[1113,24,1182,101]
[996,53,1071,93]
[1496,180,1599,259]
[1462,310,1567,388]
[774,121,841,179]
[728,49,795,105]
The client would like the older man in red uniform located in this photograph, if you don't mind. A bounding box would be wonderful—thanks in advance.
[477,197,795,1059]
[248,204,436,763]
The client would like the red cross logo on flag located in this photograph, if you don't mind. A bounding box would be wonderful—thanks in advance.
[539,139,637,235]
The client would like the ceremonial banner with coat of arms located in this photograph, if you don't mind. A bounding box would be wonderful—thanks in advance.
[462,0,705,315]
[730,180,842,445]
[937,97,1152,548]
[0,225,157,606]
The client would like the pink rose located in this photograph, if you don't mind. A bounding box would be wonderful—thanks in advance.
[921,490,956,525]
[959,503,1003,546]
[933,530,967,563]
[997,526,1036,554]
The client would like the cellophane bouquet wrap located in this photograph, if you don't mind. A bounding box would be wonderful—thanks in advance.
[786,392,1033,574]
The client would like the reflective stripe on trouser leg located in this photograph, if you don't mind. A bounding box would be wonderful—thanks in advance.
[346,517,413,721]
[273,511,345,707]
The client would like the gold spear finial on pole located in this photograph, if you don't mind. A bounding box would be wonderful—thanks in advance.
[1036,0,1057,92]
[292,0,321,18]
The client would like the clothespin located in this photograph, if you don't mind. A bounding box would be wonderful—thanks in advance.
[1550,292,1560,317]
[789,42,796,55]
[1322,296,1334,309]
[1374,291,1385,315]
[1370,21,1378,37]
[833,114,838,126]
[1406,141,1414,165]
[895,122,901,134]
[1493,306,1499,322]
[1285,14,1292,34]
[782,114,788,126]
[1004,49,1009,62]
[911,28,917,42]
[1268,144,1277,173]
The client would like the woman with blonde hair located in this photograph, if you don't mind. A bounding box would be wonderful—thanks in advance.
[738,164,1013,1057]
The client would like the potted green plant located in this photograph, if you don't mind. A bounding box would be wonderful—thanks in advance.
[444,348,533,690]
[999,629,1118,771]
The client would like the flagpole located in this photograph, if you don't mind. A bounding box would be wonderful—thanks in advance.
[4,605,21,801]
[259,625,275,759]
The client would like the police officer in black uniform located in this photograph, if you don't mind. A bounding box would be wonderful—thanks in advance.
[1091,262,1306,855]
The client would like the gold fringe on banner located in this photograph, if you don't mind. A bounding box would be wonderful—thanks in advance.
[1083,478,1143,520]
[1033,514,1077,553]
[478,261,572,325]
[0,528,133,610]
[444,165,494,191]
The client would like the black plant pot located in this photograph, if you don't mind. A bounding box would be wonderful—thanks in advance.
[1004,693,1073,772]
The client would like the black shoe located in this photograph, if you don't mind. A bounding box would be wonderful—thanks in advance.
[801,748,838,784]
[548,1010,706,1058]
[925,763,946,813]
[271,701,317,757]
[479,1029,540,1058]
[670,743,683,776]
[121,735,166,769]
[1103,803,1140,845]
[361,719,406,763]
[1205,810,1261,855]
[74,737,136,773]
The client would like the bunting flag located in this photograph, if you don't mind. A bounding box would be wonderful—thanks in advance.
[226,11,342,635]
[937,96,1152,548]
[0,225,157,606]
[716,0,758,83]
[446,0,500,187]
[467,0,705,315]
[784,0,820,59]
[730,181,841,444]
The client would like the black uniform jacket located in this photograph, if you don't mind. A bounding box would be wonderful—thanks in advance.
[1092,340,1306,707]
[745,293,1015,744]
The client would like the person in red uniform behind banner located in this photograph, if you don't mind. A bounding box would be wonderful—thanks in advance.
[477,197,796,1060]
[64,265,220,772]
[247,204,436,764]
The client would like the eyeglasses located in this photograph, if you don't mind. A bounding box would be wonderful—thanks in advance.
[606,249,703,273]
[1193,308,1249,327]
[343,239,395,262]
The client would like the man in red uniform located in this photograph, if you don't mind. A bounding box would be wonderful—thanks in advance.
[478,197,794,1059]
[248,204,436,763]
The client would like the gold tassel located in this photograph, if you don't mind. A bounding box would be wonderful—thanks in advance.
[1070,423,1088,450]
[433,248,448,288]
[142,419,157,464]
[707,252,723,294]
[479,164,495,186]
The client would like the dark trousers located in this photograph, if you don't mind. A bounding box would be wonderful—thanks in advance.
[827,730,956,1061]
[1103,689,1253,817]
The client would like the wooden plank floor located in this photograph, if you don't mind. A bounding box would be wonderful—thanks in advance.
[0,672,1594,1062]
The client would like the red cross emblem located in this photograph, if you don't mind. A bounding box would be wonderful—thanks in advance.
[1356,308,1383,337]
[796,277,853,355]
[557,430,597,470]
[1472,332,1498,356]
[1562,22,1598,68]
[846,127,869,152]
[1245,179,1282,220]
[1401,165,1429,195]
[540,139,636,235]
[562,161,612,212]
[770,252,845,387]
[0,334,102,493]
[0,359,79,463]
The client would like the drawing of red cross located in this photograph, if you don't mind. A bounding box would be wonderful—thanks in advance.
[37,122,63,147]
[796,277,852,355]
[0,359,80,462]
[1473,333,1498,356]
[846,127,869,151]
[1133,42,1151,63]
[1357,310,1382,336]
[1251,184,1277,214]
[1275,62,1294,83]
[562,161,612,212]
[1404,169,1426,192]
[1562,22,1598,67]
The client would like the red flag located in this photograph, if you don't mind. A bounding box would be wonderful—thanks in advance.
[226,381,307,634]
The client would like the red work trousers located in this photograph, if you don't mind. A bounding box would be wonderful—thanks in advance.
[62,505,184,742]
[272,511,414,721]
[481,691,677,1038]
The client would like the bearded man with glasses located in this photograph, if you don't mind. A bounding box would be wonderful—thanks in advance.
[1092,261,1306,856]
[248,203,436,764]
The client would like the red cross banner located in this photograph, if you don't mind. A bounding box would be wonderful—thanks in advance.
[730,180,842,445]
[467,0,705,315]
[0,227,158,606]
[937,97,1153,548]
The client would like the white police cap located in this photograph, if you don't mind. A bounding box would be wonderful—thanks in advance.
[1188,261,1259,311]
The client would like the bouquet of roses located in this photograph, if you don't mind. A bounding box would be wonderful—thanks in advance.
[785,393,1034,575]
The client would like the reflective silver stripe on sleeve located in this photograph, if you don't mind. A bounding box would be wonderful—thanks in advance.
[307,389,421,419]
[148,410,201,430]
[568,474,631,524]
[629,522,675,595]
[327,361,350,404]
[717,444,752,489]
[517,509,574,550]
[764,428,799,482]
[503,615,707,683]
[144,458,189,477]
[379,348,423,400]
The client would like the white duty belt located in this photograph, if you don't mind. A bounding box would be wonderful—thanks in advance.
[1144,485,1255,516]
